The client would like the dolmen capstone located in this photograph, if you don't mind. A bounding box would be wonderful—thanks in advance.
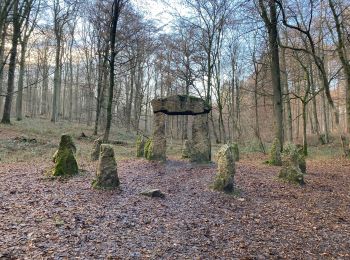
[92,144,120,189]
[51,134,78,177]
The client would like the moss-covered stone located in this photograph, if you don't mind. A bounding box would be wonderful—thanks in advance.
[151,113,166,161]
[213,144,235,193]
[144,138,153,160]
[51,134,78,177]
[182,140,192,159]
[230,142,240,162]
[278,166,304,185]
[191,114,211,163]
[269,138,282,166]
[140,189,165,198]
[91,138,103,161]
[283,143,306,174]
[136,135,146,157]
[92,144,119,189]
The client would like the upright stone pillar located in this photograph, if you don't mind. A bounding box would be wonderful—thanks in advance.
[191,113,211,162]
[151,112,166,161]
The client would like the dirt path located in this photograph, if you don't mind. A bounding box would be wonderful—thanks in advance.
[0,157,349,259]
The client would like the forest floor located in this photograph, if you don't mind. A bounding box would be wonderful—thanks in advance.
[0,119,349,259]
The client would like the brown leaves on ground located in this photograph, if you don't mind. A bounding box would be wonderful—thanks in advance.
[0,155,349,259]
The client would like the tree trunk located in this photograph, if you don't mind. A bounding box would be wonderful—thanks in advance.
[0,24,7,114]
[1,0,20,124]
[104,0,122,141]
[51,34,61,123]
[302,102,308,156]
[281,46,292,142]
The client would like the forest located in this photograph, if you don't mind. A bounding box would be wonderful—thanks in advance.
[0,0,349,258]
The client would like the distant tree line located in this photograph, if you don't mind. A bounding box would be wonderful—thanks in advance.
[0,0,349,153]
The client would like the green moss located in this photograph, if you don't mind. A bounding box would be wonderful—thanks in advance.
[144,138,153,160]
[182,140,191,159]
[283,143,306,174]
[136,135,146,157]
[229,143,240,162]
[268,138,282,166]
[213,174,234,193]
[278,166,305,185]
[213,144,235,193]
[52,147,78,177]
[51,134,78,177]
[91,178,120,190]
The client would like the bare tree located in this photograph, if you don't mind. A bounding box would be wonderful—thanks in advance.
[104,0,125,141]
[258,0,284,148]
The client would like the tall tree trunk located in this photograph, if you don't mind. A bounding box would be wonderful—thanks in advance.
[1,0,20,124]
[51,35,61,123]
[281,46,292,141]
[328,0,350,133]
[302,102,308,156]
[0,24,7,114]
[104,0,122,141]
[260,0,285,148]
[40,49,49,116]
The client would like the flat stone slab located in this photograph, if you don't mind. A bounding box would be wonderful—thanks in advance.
[140,189,165,198]
[151,95,211,115]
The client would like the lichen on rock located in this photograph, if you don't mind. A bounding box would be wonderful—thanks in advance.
[279,143,306,184]
[282,143,306,174]
[140,189,165,198]
[92,144,120,189]
[230,142,240,162]
[151,112,166,161]
[182,140,192,159]
[91,138,103,161]
[144,138,153,160]
[190,114,211,163]
[136,135,146,157]
[269,138,282,166]
[213,144,235,193]
[51,134,78,177]
[278,166,305,185]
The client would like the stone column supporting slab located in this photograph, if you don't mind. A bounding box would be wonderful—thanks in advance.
[191,113,211,162]
[151,112,166,161]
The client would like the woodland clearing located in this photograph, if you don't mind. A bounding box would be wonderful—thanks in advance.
[0,120,349,259]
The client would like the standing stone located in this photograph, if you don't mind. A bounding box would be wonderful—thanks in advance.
[91,138,103,161]
[213,144,235,192]
[52,134,78,177]
[269,138,282,166]
[191,114,211,162]
[283,143,306,174]
[149,112,166,161]
[182,139,192,159]
[136,135,146,157]
[144,138,153,160]
[92,144,120,189]
[230,143,240,162]
[279,143,305,184]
